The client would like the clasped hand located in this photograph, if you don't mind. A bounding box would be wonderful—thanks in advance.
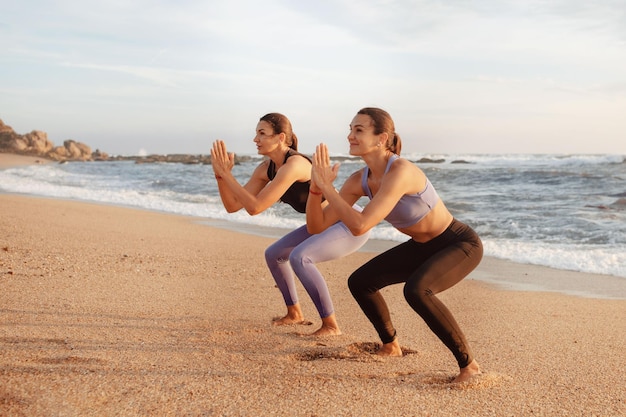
[210,140,235,178]
[311,144,340,192]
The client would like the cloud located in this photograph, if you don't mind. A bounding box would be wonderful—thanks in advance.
[1,0,625,155]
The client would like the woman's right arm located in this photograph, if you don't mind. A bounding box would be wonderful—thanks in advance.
[214,163,268,213]
[306,172,361,234]
[211,140,312,215]
[211,140,267,213]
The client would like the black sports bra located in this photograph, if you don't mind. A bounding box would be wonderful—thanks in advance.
[266,150,312,213]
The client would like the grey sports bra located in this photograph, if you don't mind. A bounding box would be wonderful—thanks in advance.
[361,154,440,228]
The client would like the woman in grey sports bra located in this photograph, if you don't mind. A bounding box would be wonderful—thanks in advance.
[307,107,483,383]
[210,113,370,337]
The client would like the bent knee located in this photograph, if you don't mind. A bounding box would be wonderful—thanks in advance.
[347,273,358,292]
[265,246,290,265]
[288,250,308,267]
[403,284,432,306]
[264,244,277,259]
[347,272,367,295]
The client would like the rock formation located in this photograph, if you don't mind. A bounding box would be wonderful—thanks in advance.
[0,119,105,162]
[1,119,259,165]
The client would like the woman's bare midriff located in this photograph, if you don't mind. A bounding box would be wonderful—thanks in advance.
[398,200,454,243]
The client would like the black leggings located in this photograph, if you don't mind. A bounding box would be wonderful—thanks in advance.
[347,219,483,368]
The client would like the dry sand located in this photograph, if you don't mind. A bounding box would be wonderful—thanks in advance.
[1,153,624,416]
[0,153,52,168]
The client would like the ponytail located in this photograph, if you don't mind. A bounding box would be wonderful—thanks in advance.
[391,132,402,155]
[290,133,299,151]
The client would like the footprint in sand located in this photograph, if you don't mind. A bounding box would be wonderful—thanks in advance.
[292,342,509,390]
[294,342,419,362]
[419,371,511,389]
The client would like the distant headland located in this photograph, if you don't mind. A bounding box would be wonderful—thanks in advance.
[0,118,107,162]
[0,119,255,164]
[0,119,466,165]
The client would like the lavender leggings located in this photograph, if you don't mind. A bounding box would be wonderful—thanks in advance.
[265,221,370,318]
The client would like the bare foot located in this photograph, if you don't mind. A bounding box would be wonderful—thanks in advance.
[272,304,306,326]
[308,324,342,337]
[376,340,403,357]
[272,315,309,326]
[304,314,342,337]
[452,359,481,383]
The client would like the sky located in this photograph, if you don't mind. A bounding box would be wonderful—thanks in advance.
[1,0,625,157]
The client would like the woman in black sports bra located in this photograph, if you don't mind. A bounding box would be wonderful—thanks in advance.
[211,113,370,337]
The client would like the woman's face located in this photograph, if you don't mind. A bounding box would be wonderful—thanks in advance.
[253,121,280,155]
[347,114,382,156]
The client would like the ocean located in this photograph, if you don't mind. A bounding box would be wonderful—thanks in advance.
[1,153,625,279]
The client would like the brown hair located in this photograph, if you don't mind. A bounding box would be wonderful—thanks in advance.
[259,113,299,151]
[357,107,402,155]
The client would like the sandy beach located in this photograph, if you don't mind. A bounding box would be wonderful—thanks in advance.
[1,154,624,416]
[0,153,52,168]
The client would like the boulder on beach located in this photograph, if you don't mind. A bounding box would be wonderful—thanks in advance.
[0,119,96,162]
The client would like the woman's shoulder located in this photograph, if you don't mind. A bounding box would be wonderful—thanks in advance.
[339,167,367,196]
[256,158,270,170]
[389,157,426,184]
[252,158,271,179]
[284,151,312,168]
[393,156,424,173]
[286,150,312,163]
[345,167,367,185]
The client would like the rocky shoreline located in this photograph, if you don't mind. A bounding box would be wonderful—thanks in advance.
[0,118,105,162]
[0,118,470,165]
[0,119,257,165]
[106,153,257,165]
